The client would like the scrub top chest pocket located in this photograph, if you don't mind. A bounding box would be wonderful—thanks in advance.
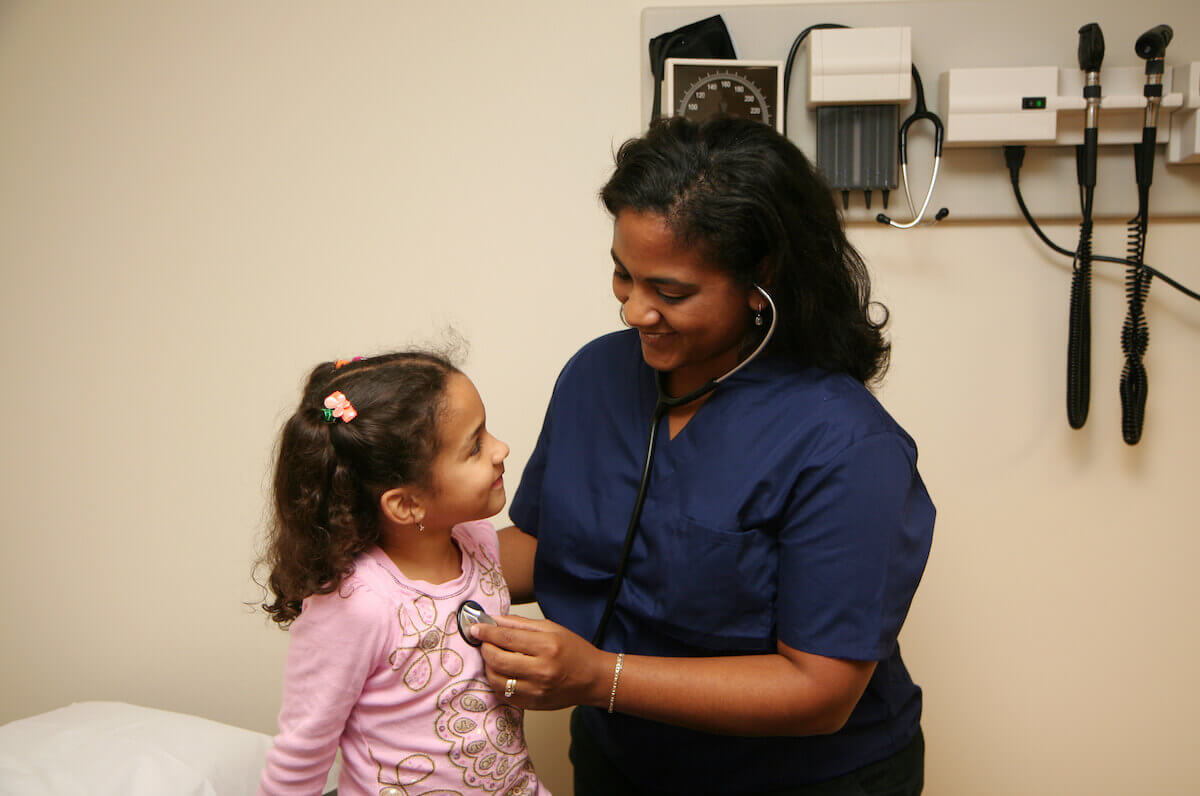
[647,510,779,653]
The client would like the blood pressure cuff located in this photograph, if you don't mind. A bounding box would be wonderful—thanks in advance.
[648,15,736,121]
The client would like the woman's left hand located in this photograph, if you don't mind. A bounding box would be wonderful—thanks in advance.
[469,614,614,711]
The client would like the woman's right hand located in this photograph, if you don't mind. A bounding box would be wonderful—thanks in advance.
[471,614,616,712]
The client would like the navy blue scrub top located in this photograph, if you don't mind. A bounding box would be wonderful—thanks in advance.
[510,330,935,793]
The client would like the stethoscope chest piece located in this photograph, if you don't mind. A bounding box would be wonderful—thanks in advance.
[457,599,496,647]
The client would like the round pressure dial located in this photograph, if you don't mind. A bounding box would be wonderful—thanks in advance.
[665,58,783,133]
[678,71,771,126]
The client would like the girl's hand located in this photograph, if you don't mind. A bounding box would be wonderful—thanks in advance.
[470,614,615,711]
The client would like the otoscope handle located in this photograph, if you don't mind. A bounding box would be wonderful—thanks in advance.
[1135,128,1158,188]
[1078,129,1099,188]
[1077,23,1105,72]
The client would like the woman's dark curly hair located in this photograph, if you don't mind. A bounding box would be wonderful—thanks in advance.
[600,115,890,385]
[259,352,459,627]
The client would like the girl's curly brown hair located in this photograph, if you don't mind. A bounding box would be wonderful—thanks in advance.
[259,351,458,627]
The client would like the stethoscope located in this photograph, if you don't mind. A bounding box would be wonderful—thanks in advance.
[591,285,777,646]
[876,68,949,230]
[458,285,779,649]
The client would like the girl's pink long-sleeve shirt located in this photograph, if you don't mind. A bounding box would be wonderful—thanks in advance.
[258,520,548,796]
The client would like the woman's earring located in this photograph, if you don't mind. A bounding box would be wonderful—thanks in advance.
[417,523,425,533]
[754,308,764,327]
[619,306,631,328]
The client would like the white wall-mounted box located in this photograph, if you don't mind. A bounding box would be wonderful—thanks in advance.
[940,67,1058,145]
[808,27,912,106]
[1168,62,1200,164]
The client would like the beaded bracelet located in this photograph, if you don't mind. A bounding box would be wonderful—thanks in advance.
[607,652,625,714]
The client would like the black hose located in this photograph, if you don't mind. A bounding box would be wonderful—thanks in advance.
[782,23,849,136]
[1008,171,1198,301]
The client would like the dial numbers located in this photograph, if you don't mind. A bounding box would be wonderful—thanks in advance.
[664,59,784,133]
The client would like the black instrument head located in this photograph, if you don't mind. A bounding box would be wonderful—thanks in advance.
[1135,24,1173,60]
[1077,23,1105,72]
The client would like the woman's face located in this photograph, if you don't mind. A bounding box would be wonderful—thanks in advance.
[611,209,759,388]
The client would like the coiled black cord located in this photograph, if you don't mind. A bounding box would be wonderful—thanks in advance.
[1004,146,1199,302]
[1005,144,1199,442]
[1067,211,1093,429]
[1119,171,1153,445]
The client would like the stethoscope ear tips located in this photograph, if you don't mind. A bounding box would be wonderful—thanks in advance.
[875,207,950,228]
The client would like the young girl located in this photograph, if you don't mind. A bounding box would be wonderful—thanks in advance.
[257,352,548,796]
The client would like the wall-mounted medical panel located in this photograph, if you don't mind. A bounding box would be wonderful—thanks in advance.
[941,65,1185,147]
[643,1,1200,222]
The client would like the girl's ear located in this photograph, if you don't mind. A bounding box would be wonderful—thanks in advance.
[380,487,425,527]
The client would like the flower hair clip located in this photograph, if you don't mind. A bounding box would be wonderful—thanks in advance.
[334,356,364,369]
[322,391,357,423]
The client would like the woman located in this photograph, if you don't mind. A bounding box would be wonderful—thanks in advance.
[473,116,935,795]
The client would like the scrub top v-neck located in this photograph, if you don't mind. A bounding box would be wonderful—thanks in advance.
[509,329,935,791]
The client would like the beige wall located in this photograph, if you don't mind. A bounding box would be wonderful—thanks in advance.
[2,2,1199,794]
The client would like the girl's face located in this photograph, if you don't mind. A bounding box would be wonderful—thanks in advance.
[421,373,509,529]
[611,209,759,389]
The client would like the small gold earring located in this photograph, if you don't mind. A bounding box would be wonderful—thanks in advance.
[417,522,425,533]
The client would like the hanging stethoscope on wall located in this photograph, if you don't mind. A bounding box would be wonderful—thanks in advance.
[876,68,950,229]
[781,23,949,229]
[457,287,779,649]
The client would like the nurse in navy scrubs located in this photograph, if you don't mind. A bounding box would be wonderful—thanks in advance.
[471,116,935,796]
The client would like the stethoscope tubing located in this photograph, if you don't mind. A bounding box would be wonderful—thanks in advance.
[880,111,945,230]
[591,286,778,646]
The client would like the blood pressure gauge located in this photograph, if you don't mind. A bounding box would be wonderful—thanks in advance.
[664,58,784,133]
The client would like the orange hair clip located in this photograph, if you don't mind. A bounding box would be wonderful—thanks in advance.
[322,391,357,423]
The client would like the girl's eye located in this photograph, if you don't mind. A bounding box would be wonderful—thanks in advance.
[612,269,631,282]
[657,292,687,304]
[470,439,482,456]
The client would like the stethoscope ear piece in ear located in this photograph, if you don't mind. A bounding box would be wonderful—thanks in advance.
[456,599,496,647]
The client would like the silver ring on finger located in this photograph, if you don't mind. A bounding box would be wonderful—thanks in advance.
[504,677,517,699]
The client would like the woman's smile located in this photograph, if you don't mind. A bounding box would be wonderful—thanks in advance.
[638,330,675,346]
